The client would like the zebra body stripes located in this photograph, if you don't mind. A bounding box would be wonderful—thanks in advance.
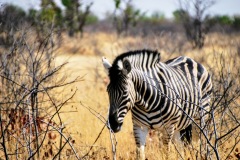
[102,50,212,159]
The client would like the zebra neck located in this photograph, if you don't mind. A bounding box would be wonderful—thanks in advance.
[132,65,165,112]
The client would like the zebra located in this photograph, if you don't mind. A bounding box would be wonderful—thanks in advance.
[102,49,212,160]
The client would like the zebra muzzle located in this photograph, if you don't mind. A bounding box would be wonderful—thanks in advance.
[108,113,122,133]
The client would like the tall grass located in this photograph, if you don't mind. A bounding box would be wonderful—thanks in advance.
[1,26,240,159]
[54,31,240,159]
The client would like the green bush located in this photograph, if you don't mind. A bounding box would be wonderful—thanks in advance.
[139,11,165,24]
[86,13,99,25]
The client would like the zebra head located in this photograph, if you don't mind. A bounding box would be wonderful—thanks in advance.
[102,57,135,133]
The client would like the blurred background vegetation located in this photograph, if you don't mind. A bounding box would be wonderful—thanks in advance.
[0,0,240,49]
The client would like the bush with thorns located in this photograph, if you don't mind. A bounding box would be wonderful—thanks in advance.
[0,27,81,159]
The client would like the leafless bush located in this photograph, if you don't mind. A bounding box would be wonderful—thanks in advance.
[209,52,240,159]
[0,26,81,159]
[80,102,117,160]
[182,50,240,160]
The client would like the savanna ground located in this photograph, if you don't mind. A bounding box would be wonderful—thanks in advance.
[1,29,240,160]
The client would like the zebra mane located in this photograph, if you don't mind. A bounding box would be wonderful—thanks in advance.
[108,49,160,84]
[112,49,160,69]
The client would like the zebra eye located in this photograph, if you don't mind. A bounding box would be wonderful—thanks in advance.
[123,59,131,74]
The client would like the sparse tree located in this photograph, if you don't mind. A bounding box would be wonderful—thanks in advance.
[61,0,93,37]
[40,0,63,26]
[0,4,26,48]
[176,0,215,49]
[113,0,143,36]
[233,15,240,29]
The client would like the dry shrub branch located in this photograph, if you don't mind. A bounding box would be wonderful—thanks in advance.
[0,26,81,159]
[80,102,117,160]
[165,44,240,160]
[178,47,240,160]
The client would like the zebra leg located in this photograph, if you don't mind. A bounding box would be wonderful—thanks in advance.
[161,125,175,151]
[133,124,148,160]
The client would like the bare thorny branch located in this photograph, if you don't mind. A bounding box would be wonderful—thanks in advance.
[80,102,117,160]
[0,27,81,159]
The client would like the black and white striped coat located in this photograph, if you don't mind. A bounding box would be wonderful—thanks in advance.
[102,50,212,160]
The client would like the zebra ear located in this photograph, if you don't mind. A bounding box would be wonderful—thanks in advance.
[122,59,131,74]
[102,57,112,72]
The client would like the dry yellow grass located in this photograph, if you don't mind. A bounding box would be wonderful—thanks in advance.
[52,32,240,160]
